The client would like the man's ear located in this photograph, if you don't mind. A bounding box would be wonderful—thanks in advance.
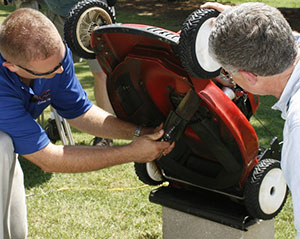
[2,62,18,72]
[238,70,257,85]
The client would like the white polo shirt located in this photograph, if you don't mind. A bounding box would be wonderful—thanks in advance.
[272,35,300,237]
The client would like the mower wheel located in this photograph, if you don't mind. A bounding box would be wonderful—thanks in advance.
[179,9,221,79]
[244,158,288,220]
[64,0,115,59]
[134,162,164,186]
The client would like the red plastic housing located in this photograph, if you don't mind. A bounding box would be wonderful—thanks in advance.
[91,24,259,190]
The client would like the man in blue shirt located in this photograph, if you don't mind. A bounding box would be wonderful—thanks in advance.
[42,0,116,146]
[12,0,116,146]
[0,8,173,238]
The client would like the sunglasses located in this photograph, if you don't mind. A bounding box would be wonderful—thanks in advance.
[17,43,67,77]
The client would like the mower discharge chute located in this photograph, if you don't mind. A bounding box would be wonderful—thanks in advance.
[64,0,288,220]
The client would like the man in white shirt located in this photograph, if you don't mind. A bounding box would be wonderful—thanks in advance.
[201,2,300,237]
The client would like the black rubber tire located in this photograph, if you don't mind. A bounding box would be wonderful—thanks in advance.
[179,9,221,79]
[244,158,288,220]
[64,0,115,59]
[134,162,164,186]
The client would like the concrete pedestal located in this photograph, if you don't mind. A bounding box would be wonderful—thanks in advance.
[162,206,274,239]
[149,186,275,239]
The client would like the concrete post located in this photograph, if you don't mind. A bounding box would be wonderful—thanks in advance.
[162,206,274,239]
[149,186,275,239]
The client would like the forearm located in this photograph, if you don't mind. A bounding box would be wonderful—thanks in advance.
[23,142,136,173]
[67,105,137,140]
[23,130,173,173]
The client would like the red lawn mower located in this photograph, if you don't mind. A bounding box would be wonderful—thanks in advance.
[64,0,288,221]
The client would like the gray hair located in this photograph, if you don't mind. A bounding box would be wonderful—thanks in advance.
[0,8,61,65]
[209,2,298,76]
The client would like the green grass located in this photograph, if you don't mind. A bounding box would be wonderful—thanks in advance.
[115,9,185,32]
[22,160,163,239]
[0,1,298,238]
[217,0,300,8]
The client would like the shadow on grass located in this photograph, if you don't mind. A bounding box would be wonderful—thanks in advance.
[116,0,300,32]
[0,4,15,13]
[78,75,94,91]
[18,156,52,189]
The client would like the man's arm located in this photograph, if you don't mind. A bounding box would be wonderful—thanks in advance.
[23,129,173,173]
[67,105,145,140]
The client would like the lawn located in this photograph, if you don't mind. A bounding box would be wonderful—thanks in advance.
[0,1,297,238]
[217,0,300,8]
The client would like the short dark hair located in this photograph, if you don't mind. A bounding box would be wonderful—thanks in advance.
[0,8,61,65]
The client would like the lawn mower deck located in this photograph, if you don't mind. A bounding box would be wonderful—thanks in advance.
[64,0,287,220]
[91,23,260,194]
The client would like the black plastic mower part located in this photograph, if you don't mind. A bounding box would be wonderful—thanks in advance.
[149,186,258,231]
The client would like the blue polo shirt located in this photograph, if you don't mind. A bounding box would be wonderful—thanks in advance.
[0,46,93,154]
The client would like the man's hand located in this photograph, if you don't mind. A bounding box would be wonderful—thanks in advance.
[140,123,163,136]
[130,129,175,163]
[23,127,174,173]
[200,2,232,12]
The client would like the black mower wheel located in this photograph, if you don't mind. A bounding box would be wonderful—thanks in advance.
[179,9,221,79]
[244,158,288,220]
[134,162,165,186]
[64,0,115,59]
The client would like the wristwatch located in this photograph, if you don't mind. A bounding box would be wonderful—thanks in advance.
[133,125,143,138]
